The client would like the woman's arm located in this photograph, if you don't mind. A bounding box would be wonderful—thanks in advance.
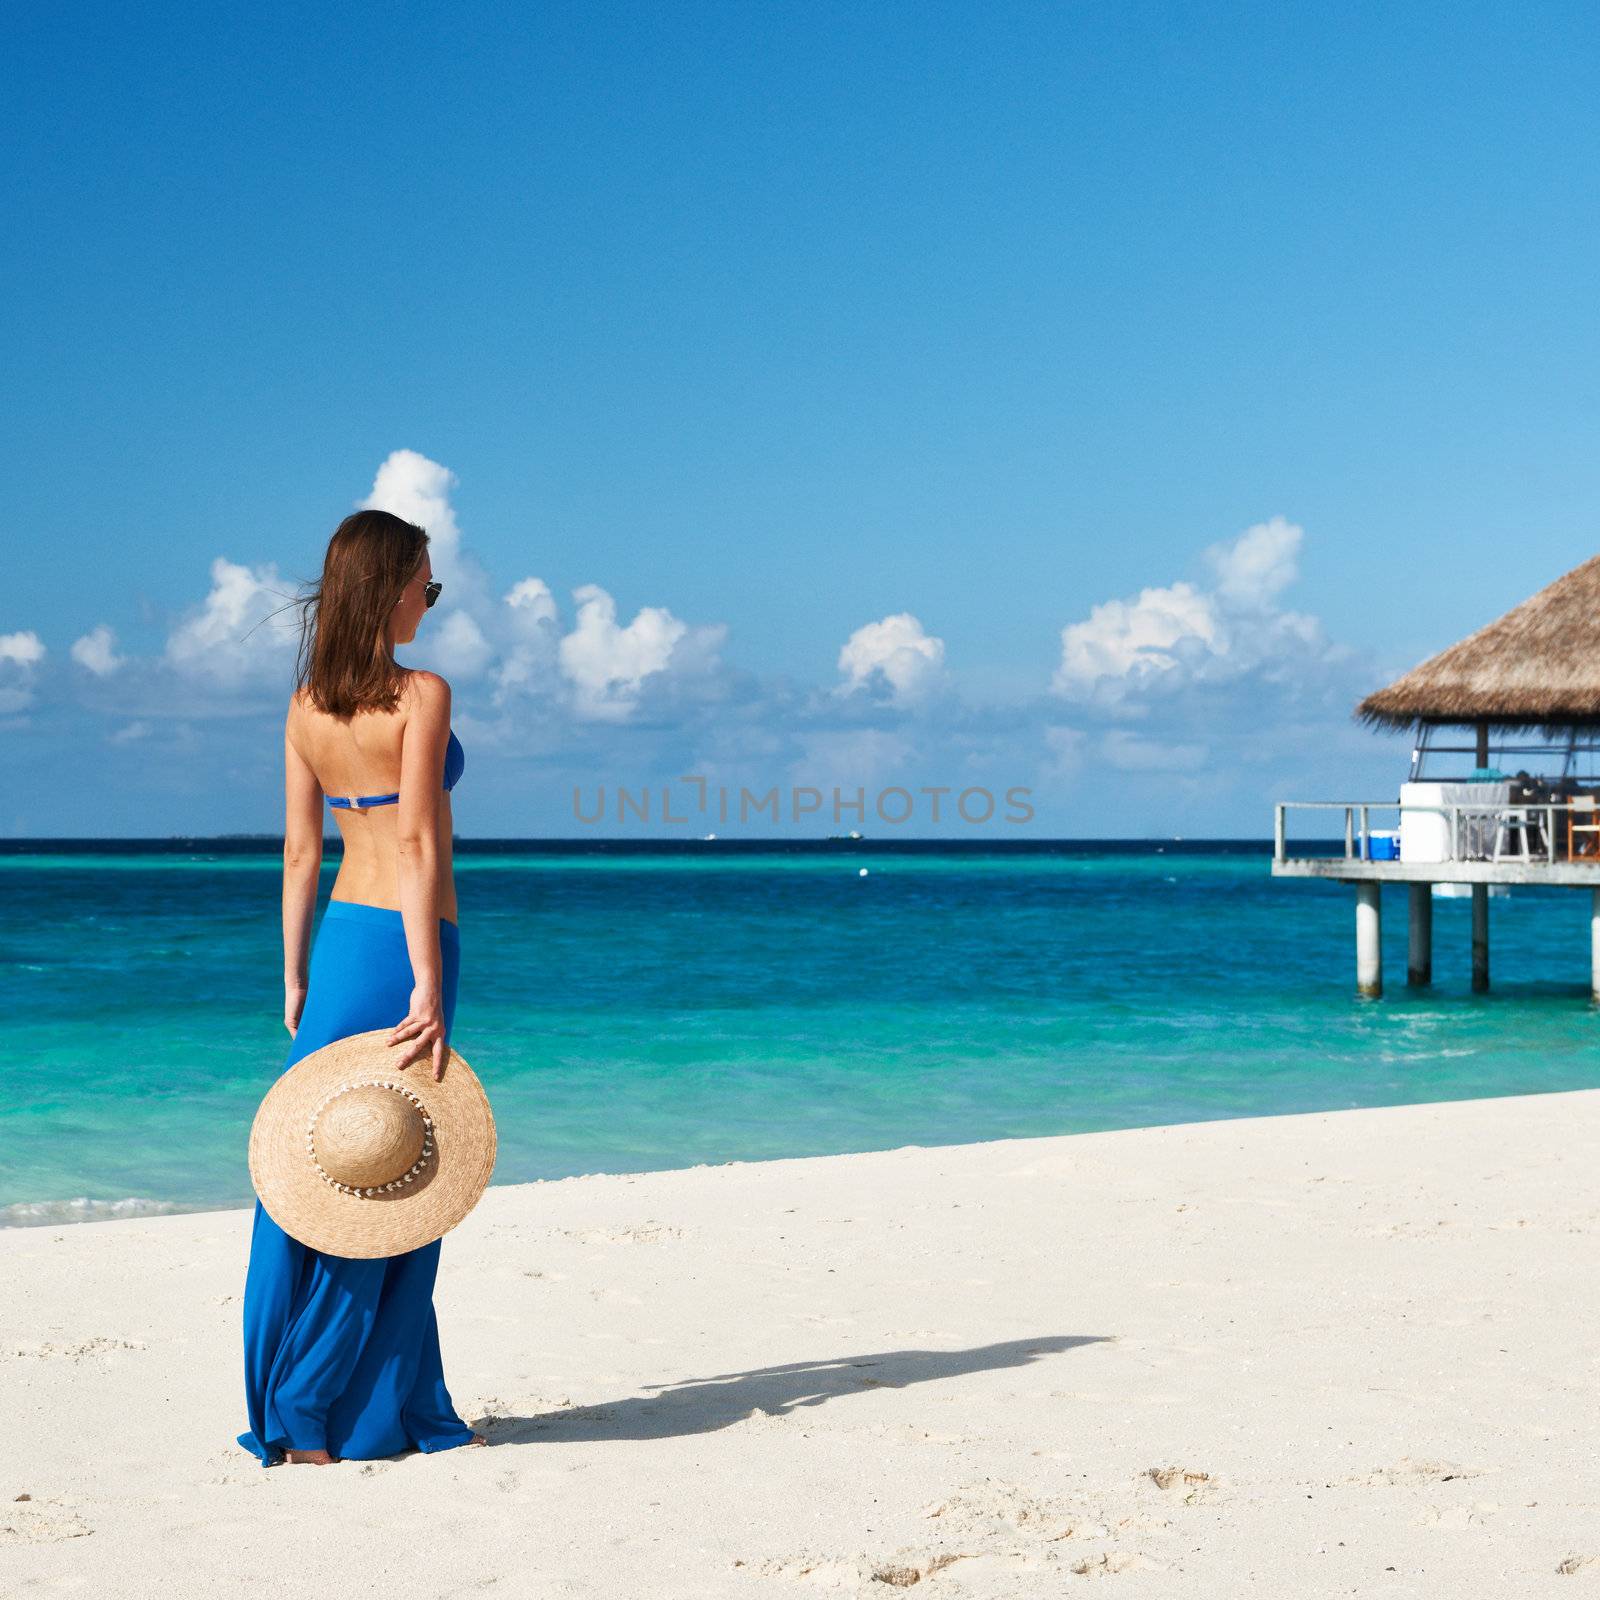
[282,703,324,1035]
[388,671,451,1079]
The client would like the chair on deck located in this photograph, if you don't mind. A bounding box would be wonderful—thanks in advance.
[1493,809,1538,861]
[1495,774,1547,861]
[1567,794,1600,860]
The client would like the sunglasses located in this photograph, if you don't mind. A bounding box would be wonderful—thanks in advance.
[422,579,442,608]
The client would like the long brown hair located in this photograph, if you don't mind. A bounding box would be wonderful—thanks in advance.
[293,510,429,718]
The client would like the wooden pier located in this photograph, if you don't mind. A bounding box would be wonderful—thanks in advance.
[1273,550,1600,1002]
[1273,800,1600,999]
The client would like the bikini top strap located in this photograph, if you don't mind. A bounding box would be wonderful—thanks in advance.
[327,792,402,811]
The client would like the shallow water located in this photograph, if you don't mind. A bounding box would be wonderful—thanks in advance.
[5,843,1597,1223]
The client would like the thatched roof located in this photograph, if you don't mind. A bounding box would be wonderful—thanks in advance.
[1357,553,1600,730]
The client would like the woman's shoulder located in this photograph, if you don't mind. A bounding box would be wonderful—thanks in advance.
[400,670,452,713]
[403,668,451,694]
[287,673,449,722]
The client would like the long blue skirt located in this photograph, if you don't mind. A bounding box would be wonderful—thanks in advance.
[237,899,476,1465]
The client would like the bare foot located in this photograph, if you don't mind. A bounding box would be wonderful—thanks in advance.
[283,1447,337,1465]
[465,1433,489,1448]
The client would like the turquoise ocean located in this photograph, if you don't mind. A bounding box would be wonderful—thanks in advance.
[4,841,1597,1226]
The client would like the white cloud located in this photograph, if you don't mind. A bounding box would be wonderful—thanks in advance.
[0,629,45,714]
[362,449,463,573]
[505,577,558,626]
[1205,514,1301,608]
[492,578,561,703]
[836,613,946,703]
[430,609,494,679]
[1053,582,1218,699]
[48,454,1375,837]
[37,471,1392,835]
[45,452,742,734]
[1098,728,1207,772]
[71,624,123,677]
[0,631,44,668]
[164,557,296,686]
[786,727,917,793]
[558,584,694,721]
[1039,724,1087,784]
[1052,518,1327,707]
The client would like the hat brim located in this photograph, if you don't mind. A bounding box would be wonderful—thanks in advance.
[248,1028,496,1259]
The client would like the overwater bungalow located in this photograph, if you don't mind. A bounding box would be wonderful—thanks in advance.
[1273,553,1600,998]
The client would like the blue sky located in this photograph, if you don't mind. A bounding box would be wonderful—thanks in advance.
[4,1,1598,836]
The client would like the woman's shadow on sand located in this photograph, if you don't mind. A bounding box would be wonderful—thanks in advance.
[475,1334,1110,1445]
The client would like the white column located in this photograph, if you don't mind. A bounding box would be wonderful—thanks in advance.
[1590,889,1600,1004]
[1356,882,1382,999]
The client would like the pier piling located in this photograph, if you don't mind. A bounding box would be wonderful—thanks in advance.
[1471,884,1490,993]
[1356,882,1382,998]
[1407,883,1433,986]
[1591,889,1600,1004]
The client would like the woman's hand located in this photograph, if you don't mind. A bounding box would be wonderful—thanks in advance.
[387,984,448,1080]
[285,978,308,1037]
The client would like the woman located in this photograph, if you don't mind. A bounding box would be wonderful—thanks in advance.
[237,507,487,1466]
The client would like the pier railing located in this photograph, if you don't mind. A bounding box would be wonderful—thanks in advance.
[1273,799,1600,867]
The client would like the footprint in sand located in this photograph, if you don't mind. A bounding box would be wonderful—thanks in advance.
[1558,1555,1600,1575]
[738,1550,993,1587]
[733,1552,862,1585]
[1417,1502,1499,1528]
[922,1482,1094,1542]
[745,1484,1171,1585]
[1142,1466,1220,1505]
[474,1395,576,1434]
[875,1550,1059,1584]
[555,1222,684,1245]
[920,1481,1166,1546]
[1357,1219,1464,1240]
[1347,1457,1485,1488]
[4,1336,146,1363]
[1,1499,92,1544]
[1071,1551,1166,1577]
[203,1449,263,1486]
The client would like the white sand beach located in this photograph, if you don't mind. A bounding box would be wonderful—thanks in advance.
[4,1087,1597,1598]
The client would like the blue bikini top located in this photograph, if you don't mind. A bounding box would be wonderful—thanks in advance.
[326,729,465,811]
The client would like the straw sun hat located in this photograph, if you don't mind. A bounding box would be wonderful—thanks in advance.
[248,1028,496,1258]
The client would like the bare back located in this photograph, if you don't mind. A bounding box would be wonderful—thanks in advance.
[287,675,458,924]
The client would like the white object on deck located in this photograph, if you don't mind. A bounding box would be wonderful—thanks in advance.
[1399,780,1512,863]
